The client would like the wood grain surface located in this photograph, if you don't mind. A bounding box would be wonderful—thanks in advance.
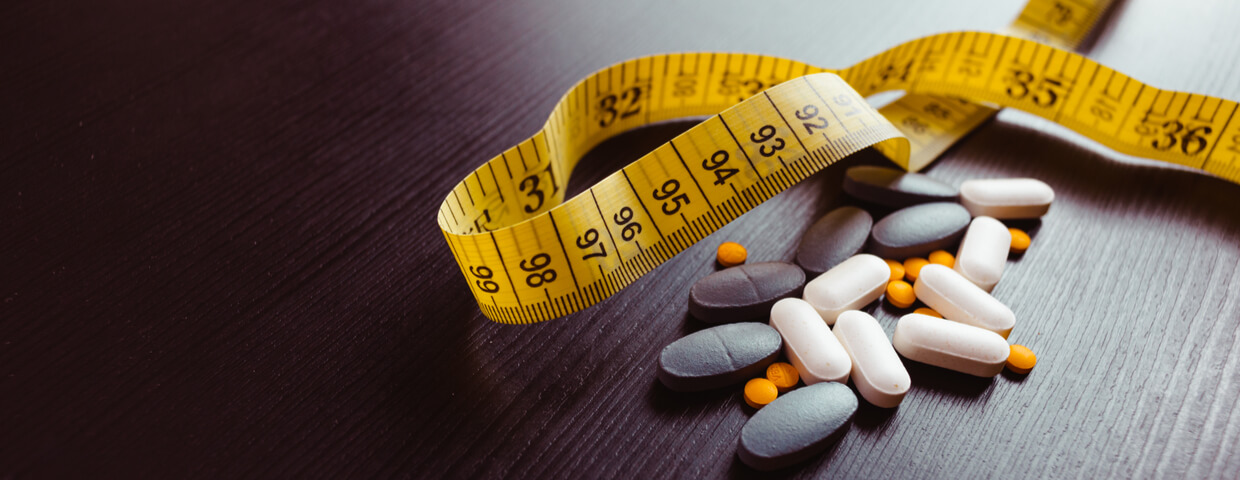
[3,0,1239,478]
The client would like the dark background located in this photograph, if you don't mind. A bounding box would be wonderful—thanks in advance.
[3,0,1239,478]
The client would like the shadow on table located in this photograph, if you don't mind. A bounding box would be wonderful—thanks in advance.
[901,359,995,401]
[724,424,849,480]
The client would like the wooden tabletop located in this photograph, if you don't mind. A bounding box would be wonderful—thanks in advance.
[4,0,1239,477]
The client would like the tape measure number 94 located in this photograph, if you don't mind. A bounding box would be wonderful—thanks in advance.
[439,30,1240,325]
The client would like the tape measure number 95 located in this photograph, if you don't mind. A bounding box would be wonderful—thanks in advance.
[439,31,1240,325]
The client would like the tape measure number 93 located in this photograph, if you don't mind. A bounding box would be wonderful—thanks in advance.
[439,11,1240,325]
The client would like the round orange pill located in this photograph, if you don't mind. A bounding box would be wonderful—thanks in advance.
[903,257,929,283]
[883,259,905,282]
[744,378,779,409]
[928,250,955,268]
[716,241,748,267]
[886,280,916,308]
[1007,344,1037,374]
[766,362,800,393]
[913,307,942,318]
[1009,228,1031,254]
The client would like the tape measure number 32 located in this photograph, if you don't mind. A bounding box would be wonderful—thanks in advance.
[438,1,1240,325]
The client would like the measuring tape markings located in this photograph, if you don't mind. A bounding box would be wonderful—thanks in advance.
[905,33,1239,174]
[441,31,1240,325]
[450,69,904,323]
[879,0,1112,172]
[1008,0,1109,49]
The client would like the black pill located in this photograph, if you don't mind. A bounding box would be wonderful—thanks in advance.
[688,262,805,324]
[795,207,872,276]
[737,381,858,471]
[657,323,782,392]
[843,165,958,208]
[868,202,970,259]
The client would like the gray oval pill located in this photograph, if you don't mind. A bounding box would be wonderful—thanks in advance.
[794,207,872,276]
[843,165,958,208]
[657,322,782,392]
[868,202,971,259]
[738,381,858,471]
[688,262,805,323]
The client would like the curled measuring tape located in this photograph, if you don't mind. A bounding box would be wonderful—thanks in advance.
[439,30,1240,325]
[884,0,1113,170]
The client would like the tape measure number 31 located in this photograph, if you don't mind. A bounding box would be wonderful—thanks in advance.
[438,0,1240,324]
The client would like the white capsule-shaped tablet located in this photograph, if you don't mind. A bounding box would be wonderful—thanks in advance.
[834,310,910,408]
[959,178,1054,219]
[802,254,888,325]
[954,216,1011,292]
[769,298,851,385]
[892,313,1009,377]
[914,264,1015,338]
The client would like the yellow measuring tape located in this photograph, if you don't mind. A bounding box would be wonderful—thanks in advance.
[439,2,1240,325]
[883,0,1113,171]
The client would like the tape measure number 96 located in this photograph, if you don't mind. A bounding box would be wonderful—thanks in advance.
[439,29,1240,325]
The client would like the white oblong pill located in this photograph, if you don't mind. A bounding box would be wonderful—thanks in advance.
[959,178,1054,219]
[802,253,888,325]
[892,313,1009,377]
[914,264,1015,338]
[834,310,910,408]
[769,298,851,385]
[953,216,1011,292]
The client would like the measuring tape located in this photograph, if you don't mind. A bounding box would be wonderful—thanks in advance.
[439,4,1240,325]
[881,0,1113,171]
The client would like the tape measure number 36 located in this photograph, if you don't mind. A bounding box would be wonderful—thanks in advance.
[438,1,1240,325]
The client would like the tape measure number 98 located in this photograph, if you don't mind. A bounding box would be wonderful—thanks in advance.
[439,32,1240,325]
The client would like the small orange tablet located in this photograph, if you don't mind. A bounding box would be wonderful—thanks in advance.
[903,257,929,283]
[928,250,955,268]
[766,362,800,393]
[716,242,748,267]
[883,259,905,282]
[744,378,779,409]
[886,280,915,308]
[1009,228,1032,254]
[1007,344,1037,374]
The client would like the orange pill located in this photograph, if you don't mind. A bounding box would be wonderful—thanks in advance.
[744,378,779,408]
[766,362,800,393]
[928,250,955,268]
[886,280,916,308]
[716,242,748,267]
[1007,344,1037,374]
[913,307,942,318]
[1009,228,1031,254]
[903,257,929,283]
[883,259,905,282]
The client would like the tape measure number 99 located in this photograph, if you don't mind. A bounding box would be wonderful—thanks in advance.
[439,30,1240,325]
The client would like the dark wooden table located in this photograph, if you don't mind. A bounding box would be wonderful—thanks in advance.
[4,0,1239,477]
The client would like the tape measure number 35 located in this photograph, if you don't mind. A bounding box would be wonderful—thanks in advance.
[438,1,1240,325]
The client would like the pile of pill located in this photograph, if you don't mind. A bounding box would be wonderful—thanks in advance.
[659,165,1051,471]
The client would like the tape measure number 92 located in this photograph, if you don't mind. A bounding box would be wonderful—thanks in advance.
[439,16,1240,326]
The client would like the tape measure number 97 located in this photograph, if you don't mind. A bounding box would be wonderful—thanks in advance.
[439,30,1240,325]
